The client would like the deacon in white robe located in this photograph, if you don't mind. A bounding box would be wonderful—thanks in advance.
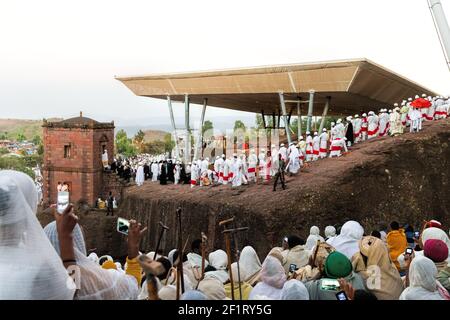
[135,163,145,186]
[319,129,329,159]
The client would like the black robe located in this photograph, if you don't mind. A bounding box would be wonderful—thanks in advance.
[345,122,354,144]
[159,164,168,185]
[143,164,150,180]
[167,162,175,183]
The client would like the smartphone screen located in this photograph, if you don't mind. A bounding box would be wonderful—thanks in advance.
[414,231,420,238]
[57,191,70,214]
[117,217,130,235]
[336,291,348,300]
[289,264,297,273]
[405,248,413,255]
[321,278,340,291]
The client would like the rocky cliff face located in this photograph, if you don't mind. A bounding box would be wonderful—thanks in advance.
[37,119,450,259]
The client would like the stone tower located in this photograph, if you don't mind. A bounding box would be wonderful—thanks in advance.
[42,112,115,207]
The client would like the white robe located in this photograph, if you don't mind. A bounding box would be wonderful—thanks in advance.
[247,153,258,181]
[174,164,181,184]
[305,136,313,162]
[367,115,379,139]
[151,163,159,181]
[319,132,328,158]
[135,165,144,186]
[312,136,320,161]
[352,118,362,143]
[378,112,389,136]
[278,147,288,161]
[287,146,300,174]
[258,153,266,178]
[230,158,242,187]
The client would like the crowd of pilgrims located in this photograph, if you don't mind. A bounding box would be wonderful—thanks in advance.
[109,94,450,189]
[1,169,450,300]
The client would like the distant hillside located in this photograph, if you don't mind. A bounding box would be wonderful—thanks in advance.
[143,129,169,142]
[1,119,40,140]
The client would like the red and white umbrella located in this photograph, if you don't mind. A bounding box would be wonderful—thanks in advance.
[411,98,432,108]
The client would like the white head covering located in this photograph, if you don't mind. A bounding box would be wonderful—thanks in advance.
[181,289,207,300]
[422,227,450,263]
[0,173,75,300]
[362,113,367,117]
[158,285,177,300]
[280,279,309,300]
[204,249,229,283]
[325,226,336,238]
[305,226,324,250]
[415,95,420,99]
[240,246,262,281]
[327,221,364,259]
[87,252,99,264]
[399,256,443,300]
[0,170,38,213]
[198,278,228,300]
[249,255,286,300]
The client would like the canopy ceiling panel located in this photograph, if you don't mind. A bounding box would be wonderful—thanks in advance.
[117,59,438,116]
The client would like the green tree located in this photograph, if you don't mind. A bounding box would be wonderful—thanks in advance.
[0,156,35,179]
[32,135,41,146]
[17,132,26,142]
[115,129,137,157]
[202,120,214,135]
[233,120,246,132]
[133,129,146,152]
[163,133,175,154]
[143,140,165,155]
[0,148,8,155]
[0,132,8,140]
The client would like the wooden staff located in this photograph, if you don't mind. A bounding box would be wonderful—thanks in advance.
[176,207,185,299]
[223,226,249,300]
[219,216,235,300]
[153,221,169,260]
[201,232,208,278]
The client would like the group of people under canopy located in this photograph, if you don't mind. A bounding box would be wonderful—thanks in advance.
[1,168,449,300]
[110,94,450,190]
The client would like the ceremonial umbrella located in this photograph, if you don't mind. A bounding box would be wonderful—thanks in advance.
[411,98,432,108]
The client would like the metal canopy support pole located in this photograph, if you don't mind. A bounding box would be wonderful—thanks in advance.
[306,90,315,133]
[184,94,190,163]
[319,96,331,133]
[193,98,207,161]
[297,100,302,139]
[279,92,292,145]
[428,0,450,71]
[167,95,179,159]
[272,112,276,129]
[261,110,267,129]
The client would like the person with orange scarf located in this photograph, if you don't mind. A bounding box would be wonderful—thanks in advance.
[386,221,407,271]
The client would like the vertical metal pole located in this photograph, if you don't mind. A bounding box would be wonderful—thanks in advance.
[319,96,331,133]
[184,94,190,163]
[428,0,450,71]
[306,90,315,133]
[297,101,302,139]
[297,101,302,138]
[167,96,179,159]
[279,92,292,145]
[193,98,207,161]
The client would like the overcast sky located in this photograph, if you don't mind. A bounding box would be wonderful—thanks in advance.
[0,0,449,131]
